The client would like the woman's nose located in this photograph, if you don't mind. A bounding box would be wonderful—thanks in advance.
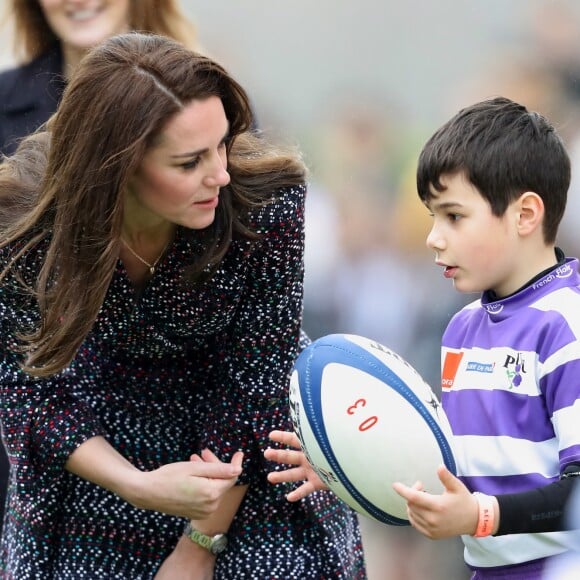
[204,152,231,188]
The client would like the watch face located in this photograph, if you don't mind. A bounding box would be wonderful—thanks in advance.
[211,534,228,555]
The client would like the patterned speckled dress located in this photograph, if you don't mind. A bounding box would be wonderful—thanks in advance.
[0,185,366,579]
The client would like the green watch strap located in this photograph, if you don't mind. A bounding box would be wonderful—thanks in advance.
[183,522,228,555]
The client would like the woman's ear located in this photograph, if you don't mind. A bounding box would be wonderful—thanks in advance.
[516,191,544,237]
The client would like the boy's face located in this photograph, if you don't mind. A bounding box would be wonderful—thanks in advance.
[425,172,521,297]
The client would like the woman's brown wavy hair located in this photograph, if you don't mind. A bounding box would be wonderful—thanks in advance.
[7,0,196,60]
[0,32,306,377]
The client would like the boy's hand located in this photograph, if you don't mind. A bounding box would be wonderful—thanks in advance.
[264,430,329,501]
[392,464,491,539]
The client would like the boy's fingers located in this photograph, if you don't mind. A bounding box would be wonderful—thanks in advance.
[286,482,317,502]
[268,430,301,449]
[267,467,307,484]
[264,447,304,466]
[437,464,461,492]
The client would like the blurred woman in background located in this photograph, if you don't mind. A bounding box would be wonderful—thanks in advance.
[0,0,196,156]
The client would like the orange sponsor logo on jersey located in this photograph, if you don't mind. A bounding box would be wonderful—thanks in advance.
[441,351,464,389]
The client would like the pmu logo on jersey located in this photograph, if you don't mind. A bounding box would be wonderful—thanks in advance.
[503,351,527,389]
[441,351,464,389]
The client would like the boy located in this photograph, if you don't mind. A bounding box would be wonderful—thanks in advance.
[265,97,580,579]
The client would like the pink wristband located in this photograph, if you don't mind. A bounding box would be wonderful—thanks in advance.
[472,492,495,537]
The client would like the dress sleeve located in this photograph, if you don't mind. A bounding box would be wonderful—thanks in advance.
[0,254,105,488]
[200,184,307,487]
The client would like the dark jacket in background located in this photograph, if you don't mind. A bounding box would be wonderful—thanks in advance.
[0,46,65,157]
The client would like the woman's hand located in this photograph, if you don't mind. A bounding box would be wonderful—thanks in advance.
[66,437,243,520]
[128,449,244,520]
[392,464,495,539]
[155,449,248,579]
[264,430,328,501]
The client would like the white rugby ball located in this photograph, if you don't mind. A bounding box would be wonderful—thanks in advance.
[289,333,456,525]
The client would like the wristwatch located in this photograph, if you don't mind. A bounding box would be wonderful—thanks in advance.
[183,522,228,555]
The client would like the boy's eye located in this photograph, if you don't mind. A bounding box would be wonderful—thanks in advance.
[448,213,461,222]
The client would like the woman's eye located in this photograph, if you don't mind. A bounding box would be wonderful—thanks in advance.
[181,158,200,170]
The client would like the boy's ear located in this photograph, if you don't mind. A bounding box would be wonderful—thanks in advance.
[516,191,544,236]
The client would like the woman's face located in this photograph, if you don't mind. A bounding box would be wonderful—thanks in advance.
[38,0,131,53]
[126,96,232,232]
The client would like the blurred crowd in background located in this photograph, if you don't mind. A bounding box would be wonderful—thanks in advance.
[3,1,580,578]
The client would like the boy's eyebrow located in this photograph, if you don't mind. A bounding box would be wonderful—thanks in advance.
[430,200,463,211]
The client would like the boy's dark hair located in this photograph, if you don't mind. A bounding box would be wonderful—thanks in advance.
[417,96,570,243]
